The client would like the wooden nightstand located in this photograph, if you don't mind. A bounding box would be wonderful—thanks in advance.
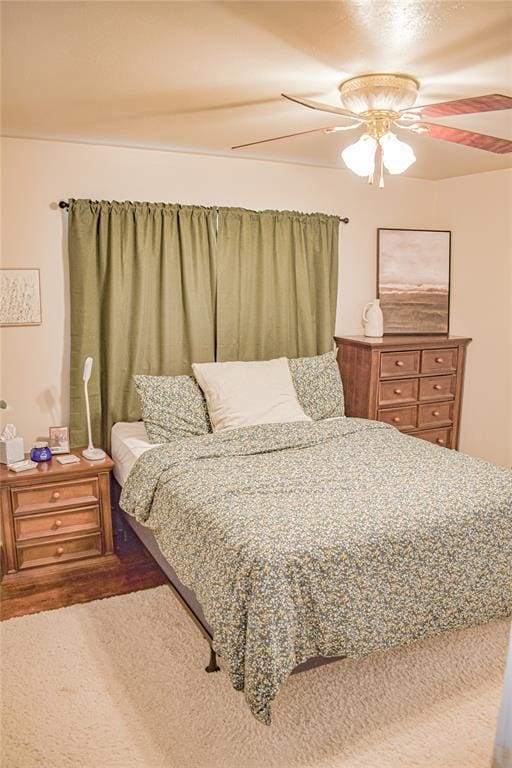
[335,335,472,449]
[0,449,117,582]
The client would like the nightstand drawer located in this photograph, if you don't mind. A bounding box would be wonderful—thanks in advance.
[12,477,99,516]
[14,505,101,542]
[418,402,453,428]
[419,375,456,401]
[377,405,417,431]
[415,427,452,448]
[421,348,458,374]
[16,533,102,570]
[378,378,418,406]
[380,351,420,378]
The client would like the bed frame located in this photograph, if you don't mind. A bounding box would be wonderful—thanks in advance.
[111,478,343,676]
[111,479,220,671]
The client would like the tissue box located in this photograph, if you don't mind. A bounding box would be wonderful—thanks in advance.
[0,437,25,464]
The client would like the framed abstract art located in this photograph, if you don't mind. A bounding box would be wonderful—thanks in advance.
[0,269,42,326]
[377,228,451,335]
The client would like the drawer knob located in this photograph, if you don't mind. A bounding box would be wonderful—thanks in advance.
[393,388,402,395]
[52,491,61,500]
[433,384,442,390]
[436,438,445,445]
[56,547,64,555]
[432,410,440,417]
[54,519,63,528]
[395,360,404,367]
[435,357,444,363]
[392,417,400,423]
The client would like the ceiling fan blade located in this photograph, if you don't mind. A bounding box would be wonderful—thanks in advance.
[281,93,363,121]
[231,125,355,150]
[401,94,512,119]
[411,121,512,154]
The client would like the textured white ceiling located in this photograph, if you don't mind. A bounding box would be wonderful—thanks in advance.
[2,1,512,179]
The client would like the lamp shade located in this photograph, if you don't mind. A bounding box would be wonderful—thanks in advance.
[379,132,416,174]
[341,134,377,176]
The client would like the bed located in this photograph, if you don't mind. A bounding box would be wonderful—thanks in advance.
[113,417,512,724]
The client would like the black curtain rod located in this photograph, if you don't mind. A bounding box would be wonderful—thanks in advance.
[58,201,349,223]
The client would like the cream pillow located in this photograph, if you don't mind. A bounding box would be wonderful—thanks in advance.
[192,357,311,432]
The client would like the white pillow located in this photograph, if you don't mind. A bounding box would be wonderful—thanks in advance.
[192,358,312,432]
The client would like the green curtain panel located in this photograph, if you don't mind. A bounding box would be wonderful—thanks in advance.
[68,200,217,450]
[215,207,340,361]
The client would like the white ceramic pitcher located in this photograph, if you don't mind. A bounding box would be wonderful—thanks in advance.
[362,299,384,337]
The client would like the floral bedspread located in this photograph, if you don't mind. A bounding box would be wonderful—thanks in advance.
[120,418,512,724]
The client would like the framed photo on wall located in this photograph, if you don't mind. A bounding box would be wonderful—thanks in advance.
[377,228,451,335]
[0,268,42,326]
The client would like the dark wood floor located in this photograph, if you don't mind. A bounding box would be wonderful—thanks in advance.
[0,510,167,621]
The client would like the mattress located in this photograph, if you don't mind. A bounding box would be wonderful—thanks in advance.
[111,421,160,486]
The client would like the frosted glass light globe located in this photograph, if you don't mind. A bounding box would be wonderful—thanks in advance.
[379,132,416,174]
[341,134,377,176]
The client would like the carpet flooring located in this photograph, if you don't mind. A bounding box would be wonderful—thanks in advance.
[1,585,509,768]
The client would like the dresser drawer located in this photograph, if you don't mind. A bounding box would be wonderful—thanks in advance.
[380,350,420,378]
[11,478,99,516]
[421,348,458,374]
[419,375,456,401]
[16,533,102,570]
[14,505,101,542]
[418,402,454,428]
[377,406,417,431]
[415,427,452,448]
[378,378,418,406]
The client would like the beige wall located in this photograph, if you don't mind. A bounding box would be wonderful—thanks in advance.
[1,137,510,467]
[437,169,512,467]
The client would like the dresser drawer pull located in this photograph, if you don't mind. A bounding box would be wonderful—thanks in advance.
[435,357,444,363]
[54,519,63,528]
[433,384,442,390]
[393,388,402,395]
[52,491,61,500]
[56,547,64,555]
[395,360,404,367]
[392,417,400,423]
[436,438,445,445]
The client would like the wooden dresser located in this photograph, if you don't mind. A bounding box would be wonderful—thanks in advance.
[335,335,471,449]
[0,450,117,582]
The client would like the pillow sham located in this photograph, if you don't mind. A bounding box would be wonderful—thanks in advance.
[192,357,311,432]
[288,350,345,420]
[133,374,211,443]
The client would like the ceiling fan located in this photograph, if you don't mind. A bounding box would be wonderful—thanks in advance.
[232,74,512,187]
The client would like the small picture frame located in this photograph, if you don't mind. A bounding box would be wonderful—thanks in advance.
[49,425,70,454]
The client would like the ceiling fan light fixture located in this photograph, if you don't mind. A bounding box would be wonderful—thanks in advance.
[341,133,377,176]
[339,73,420,113]
[379,132,416,174]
